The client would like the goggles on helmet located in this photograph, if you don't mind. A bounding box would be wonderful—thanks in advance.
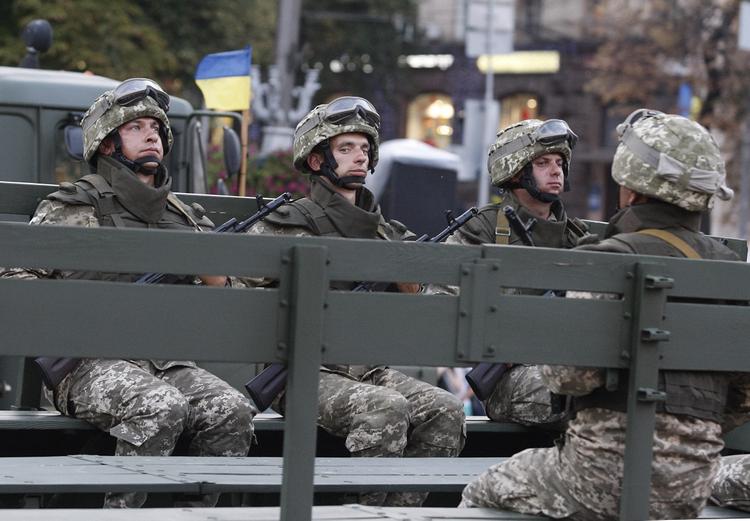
[493,118,577,158]
[297,96,381,137]
[113,78,170,112]
[85,79,170,125]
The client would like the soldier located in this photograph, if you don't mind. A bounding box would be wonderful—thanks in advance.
[245,96,466,506]
[461,109,750,519]
[0,78,255,508]
[426,118,586,427]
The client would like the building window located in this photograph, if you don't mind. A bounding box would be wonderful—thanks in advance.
[499,93,539,130]
[406,94,454,149]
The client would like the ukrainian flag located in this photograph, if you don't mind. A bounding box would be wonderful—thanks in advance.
[195,47,252,111]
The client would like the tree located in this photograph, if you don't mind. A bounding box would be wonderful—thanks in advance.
[585,0,750,235]
[0,0,276,104]
[298,0,420,104]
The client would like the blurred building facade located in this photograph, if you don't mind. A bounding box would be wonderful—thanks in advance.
[313,0,619,220]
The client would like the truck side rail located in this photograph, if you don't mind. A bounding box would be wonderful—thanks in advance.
[1,210,750,520]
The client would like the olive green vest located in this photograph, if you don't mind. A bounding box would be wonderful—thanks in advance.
[574,205,739,422]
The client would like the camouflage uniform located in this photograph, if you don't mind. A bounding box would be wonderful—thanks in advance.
[427,119,582,427]
[0,80,255,508]
[461,110,750,519]
[246,98,466,507]
[711,455,750,512]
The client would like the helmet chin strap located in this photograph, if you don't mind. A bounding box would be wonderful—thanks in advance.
[110,133,167,185]
[316,141,369,189]
[505,162,570,204]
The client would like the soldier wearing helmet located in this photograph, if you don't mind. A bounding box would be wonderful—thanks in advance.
[244,96,465,507]
[0,78,255,509]
[461,110,750,520]
[426,118,587,429]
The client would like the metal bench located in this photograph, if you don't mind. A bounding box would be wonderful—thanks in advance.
[0,455,499,495]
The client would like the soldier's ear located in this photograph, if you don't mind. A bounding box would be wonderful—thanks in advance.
[307,152,323,172]
[98,137,115,156]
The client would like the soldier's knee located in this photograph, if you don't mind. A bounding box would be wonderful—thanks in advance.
[432,389,466,427]
[346,390,410,454]
[153,389,190,431]
[198,388,256,428]
[228,395,256,431]
[369,389,410,422]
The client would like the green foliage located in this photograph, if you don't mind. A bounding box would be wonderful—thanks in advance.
[0,0,276,103]
[299,0,420,99]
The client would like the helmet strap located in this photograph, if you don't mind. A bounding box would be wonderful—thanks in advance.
[507,163,560,204]
[314,140,367,189]
[109,132,167,185]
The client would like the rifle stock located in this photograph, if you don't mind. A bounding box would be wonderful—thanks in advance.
[464,207,536,401]
[465,362,511,402]
[244,363,288,411]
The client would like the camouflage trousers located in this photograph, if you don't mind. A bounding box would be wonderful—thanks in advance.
[711,455,750,512]
[58,359,256,508]
[484,365,566,427]
[461,410,722,520]
[318,367,466,507]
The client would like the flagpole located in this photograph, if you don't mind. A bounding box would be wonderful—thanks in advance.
[239,109,249,197]
[238,46,252,197]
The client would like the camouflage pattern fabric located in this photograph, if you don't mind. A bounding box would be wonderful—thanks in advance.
[244,191,466,507]
[483,365,564,427]
[293,102,379,172]
[58,359,255,508]
[424,191,575,427]
[319,368,465,506]
[488,119,573,187]
[1,187,256,509]
[461,200,750,518]
[82,91,172,162]
[461,407,723,519]
[711,455,750,512]
[612,110,731,212]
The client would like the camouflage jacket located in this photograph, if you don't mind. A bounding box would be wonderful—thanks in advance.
[0,158,216,382]
[452,190,582,248]
[558,201,746,411]
[244,178,414,381]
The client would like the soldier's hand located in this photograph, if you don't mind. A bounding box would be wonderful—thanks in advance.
[396,282,421,294]
[199,275,228,287]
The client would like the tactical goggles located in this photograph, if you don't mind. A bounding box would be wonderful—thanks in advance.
[297,96,381,137]
[533,119,578,148]
[113,78,170,112]
[493,119,578,158]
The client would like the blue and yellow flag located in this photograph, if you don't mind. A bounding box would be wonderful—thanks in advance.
[195,46,252,111]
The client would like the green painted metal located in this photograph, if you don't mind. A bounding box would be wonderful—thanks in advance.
[2,184,750,520]
[280,246,328,521]
[619,263,671,521]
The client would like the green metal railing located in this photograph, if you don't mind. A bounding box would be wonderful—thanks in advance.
[1,182,750,520]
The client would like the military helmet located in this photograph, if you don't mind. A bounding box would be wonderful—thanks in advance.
[293,96,380,173]
[487,118,577,187]
[613,109,733,211]
[82,78,173,163]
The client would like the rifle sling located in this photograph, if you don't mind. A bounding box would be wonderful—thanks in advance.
[636,228,701,259]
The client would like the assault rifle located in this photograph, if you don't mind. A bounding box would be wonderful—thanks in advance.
[35,193,292,389]
[245,206,480,411]
[352,206,479,292]
[465,206,534,401]
[137,192,292,285]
